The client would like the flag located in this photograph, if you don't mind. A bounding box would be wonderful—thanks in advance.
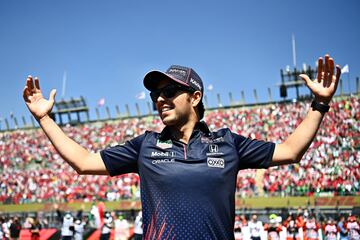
[97,98,105,107]
[207,84,214,91]
[341,64,349,74]
[90,204,101,228]
[135,91,146,100]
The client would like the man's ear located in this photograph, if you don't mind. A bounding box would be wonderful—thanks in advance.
[191,91,202,107]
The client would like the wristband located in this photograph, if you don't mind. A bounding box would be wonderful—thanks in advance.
[311,100,330,113]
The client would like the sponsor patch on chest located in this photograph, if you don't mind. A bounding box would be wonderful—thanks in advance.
[151,151,176,158]
[201,136,225,143]
[156,139,173,149]
[207,157,225,168]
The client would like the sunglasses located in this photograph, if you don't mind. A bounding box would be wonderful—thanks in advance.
[150,84,194,102]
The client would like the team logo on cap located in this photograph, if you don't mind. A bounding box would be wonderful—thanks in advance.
[168,68,187,77]
[190,78,202,90]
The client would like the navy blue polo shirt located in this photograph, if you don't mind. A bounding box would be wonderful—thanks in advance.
[100,122,275,240]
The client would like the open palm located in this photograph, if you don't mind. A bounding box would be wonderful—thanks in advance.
[300,54,341,105]
[23,76,56,121]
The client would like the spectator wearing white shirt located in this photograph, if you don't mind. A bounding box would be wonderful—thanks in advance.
[133,211,143,240]
[249,214,264,240]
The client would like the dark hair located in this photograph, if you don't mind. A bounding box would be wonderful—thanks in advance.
[198,101,205,120]
[185,89,204,120]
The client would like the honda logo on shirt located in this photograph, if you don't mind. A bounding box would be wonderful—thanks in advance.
[209,144,218,153]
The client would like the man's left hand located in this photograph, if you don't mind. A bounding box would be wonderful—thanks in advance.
[299,54,341,105]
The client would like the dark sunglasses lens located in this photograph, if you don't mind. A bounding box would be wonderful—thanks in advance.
[150,85,178,102]
[150,85,189,102]
[150,91,160,102]
[163,86,179,98]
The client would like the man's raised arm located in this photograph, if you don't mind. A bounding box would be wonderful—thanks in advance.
[23,76,108,175]
[271,54,341,166]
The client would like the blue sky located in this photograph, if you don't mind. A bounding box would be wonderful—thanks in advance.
[0,0,359,128]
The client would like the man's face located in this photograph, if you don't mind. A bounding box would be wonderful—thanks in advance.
[152,79,193,127]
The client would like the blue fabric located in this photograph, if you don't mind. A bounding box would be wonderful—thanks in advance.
[100,122,275,240]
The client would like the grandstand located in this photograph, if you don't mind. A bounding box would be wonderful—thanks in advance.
[1,94,359,207]
[1,93,359,240]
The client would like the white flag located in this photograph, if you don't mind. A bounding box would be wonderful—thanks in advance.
[135,91,146,100]
[341,64,349,74]
[97,98,105,107]
[207,84,214,91]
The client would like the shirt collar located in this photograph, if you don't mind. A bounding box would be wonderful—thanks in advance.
[158,121,212,141]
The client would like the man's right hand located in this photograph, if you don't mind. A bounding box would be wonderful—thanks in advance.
[23,75,57,121]
[22,76,108,175]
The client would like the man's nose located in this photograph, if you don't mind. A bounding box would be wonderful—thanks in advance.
[156,93,166,102]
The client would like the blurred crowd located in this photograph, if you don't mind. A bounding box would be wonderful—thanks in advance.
[0,96,359,204]
[0,208,358,240]
[0,205,143,240]
[233,210,359,240]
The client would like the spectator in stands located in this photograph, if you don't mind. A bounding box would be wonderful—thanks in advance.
[9,217,22,240]
[100,212,113,240]
[133,211,143,240]
[346,215,360,240]
[324,218,338,240]
[1,217,10,240]
[304,215,321,240]
[248,214,263,240]
[338,216,349,240]
[114,214,130,240]
[29,218,41,240]
[23,217,33,229]
[73,218,85,240]
[284,214,303,240]
[22,54,342,239]
[234,215,243,240]
[61,212,74,240]
[264,214,284,240]
[0,217,4,240]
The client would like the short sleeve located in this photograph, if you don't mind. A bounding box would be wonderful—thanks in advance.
[100,133,146,176]
[231,132,275,170]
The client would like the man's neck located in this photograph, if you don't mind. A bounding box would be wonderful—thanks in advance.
[169,120,197,144]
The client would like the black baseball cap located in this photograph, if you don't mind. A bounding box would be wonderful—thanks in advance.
[143,65,204,94]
